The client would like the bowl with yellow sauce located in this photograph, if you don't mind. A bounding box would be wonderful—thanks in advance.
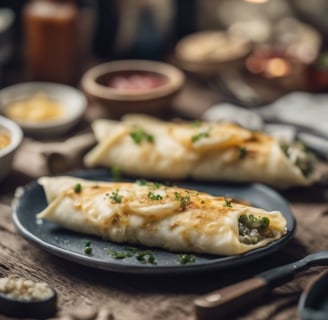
[0,116,23,182]
[0,82,87,137]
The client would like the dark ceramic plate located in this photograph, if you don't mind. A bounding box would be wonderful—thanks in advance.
[12,169,296,274]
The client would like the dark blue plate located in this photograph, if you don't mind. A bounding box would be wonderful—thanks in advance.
[12,169,296,274]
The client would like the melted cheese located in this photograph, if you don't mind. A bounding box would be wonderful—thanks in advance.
[37,176,287,256]
[170,122,252,152]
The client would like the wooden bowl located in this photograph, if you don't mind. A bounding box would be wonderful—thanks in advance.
[81,60,185,117]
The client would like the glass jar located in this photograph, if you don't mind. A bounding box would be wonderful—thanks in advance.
[23,0,80,84]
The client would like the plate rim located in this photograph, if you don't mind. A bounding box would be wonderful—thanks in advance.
[12,169,296,275]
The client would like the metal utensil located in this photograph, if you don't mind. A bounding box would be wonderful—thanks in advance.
[194,251,328,320]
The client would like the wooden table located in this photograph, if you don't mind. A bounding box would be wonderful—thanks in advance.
[1,68,328,320]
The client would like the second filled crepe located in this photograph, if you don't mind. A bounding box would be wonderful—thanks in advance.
[84,114,318,188]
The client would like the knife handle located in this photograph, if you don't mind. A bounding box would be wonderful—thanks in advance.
[194,277,269,320]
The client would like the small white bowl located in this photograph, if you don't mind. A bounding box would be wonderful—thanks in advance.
[0,82,87,137]
[0,116,23,182]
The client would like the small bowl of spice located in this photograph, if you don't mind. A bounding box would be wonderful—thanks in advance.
[0,82,87,137]
[0,275,57,318]
[81,60,185,117]
[0,115,23,182]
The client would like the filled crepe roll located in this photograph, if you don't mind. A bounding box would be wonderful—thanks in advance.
[84,115,318,189]
[37,176,287,256]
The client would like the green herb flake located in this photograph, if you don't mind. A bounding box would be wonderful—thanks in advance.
[124,246,138,254]
[148,192,163,200]
[191,131,210,143]
[104,248,134,259]
[177,254,196,265]
[136,179,163,189]
[136,251,157,265]
[82,239,92,255]
[107,190,123,203]
[104,247,156,265]
[238,147,248,159]
[82,239,91,246]
[130,128,154,144]
[174,192,191,210]
[84,246,92,254]
[223,198,232,208]
[74,183,82,193]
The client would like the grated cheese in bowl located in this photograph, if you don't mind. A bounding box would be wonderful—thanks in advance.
[0,275,54,301]
[0,275,57,318]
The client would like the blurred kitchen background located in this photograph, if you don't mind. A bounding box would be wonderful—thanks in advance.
[1,0,328,105]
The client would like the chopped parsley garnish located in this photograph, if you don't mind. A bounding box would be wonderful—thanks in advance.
[130,127,154,144]
[104,247,134,259]
[238,147,248,159]
[135,251,156,265]
[148,192,163,200]
[104,247,156,265]
[84,246,92,254]
[136,179,163,189]
[223,198,232,208]
[174,192,191,210]
[191,131,210,143]
[107,190,123,203]
[177,254,196,264]
[74,183,82,193]
[82,239,92,255]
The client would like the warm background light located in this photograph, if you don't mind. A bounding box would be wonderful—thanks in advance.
[243,0,269,3]
[265,58,291,78]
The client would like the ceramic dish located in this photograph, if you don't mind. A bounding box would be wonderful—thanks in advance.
[174,30,251,77]
[81,60,185,117]
[12,169,296,275]
[0,116,23,182]
[0,82,87,137]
